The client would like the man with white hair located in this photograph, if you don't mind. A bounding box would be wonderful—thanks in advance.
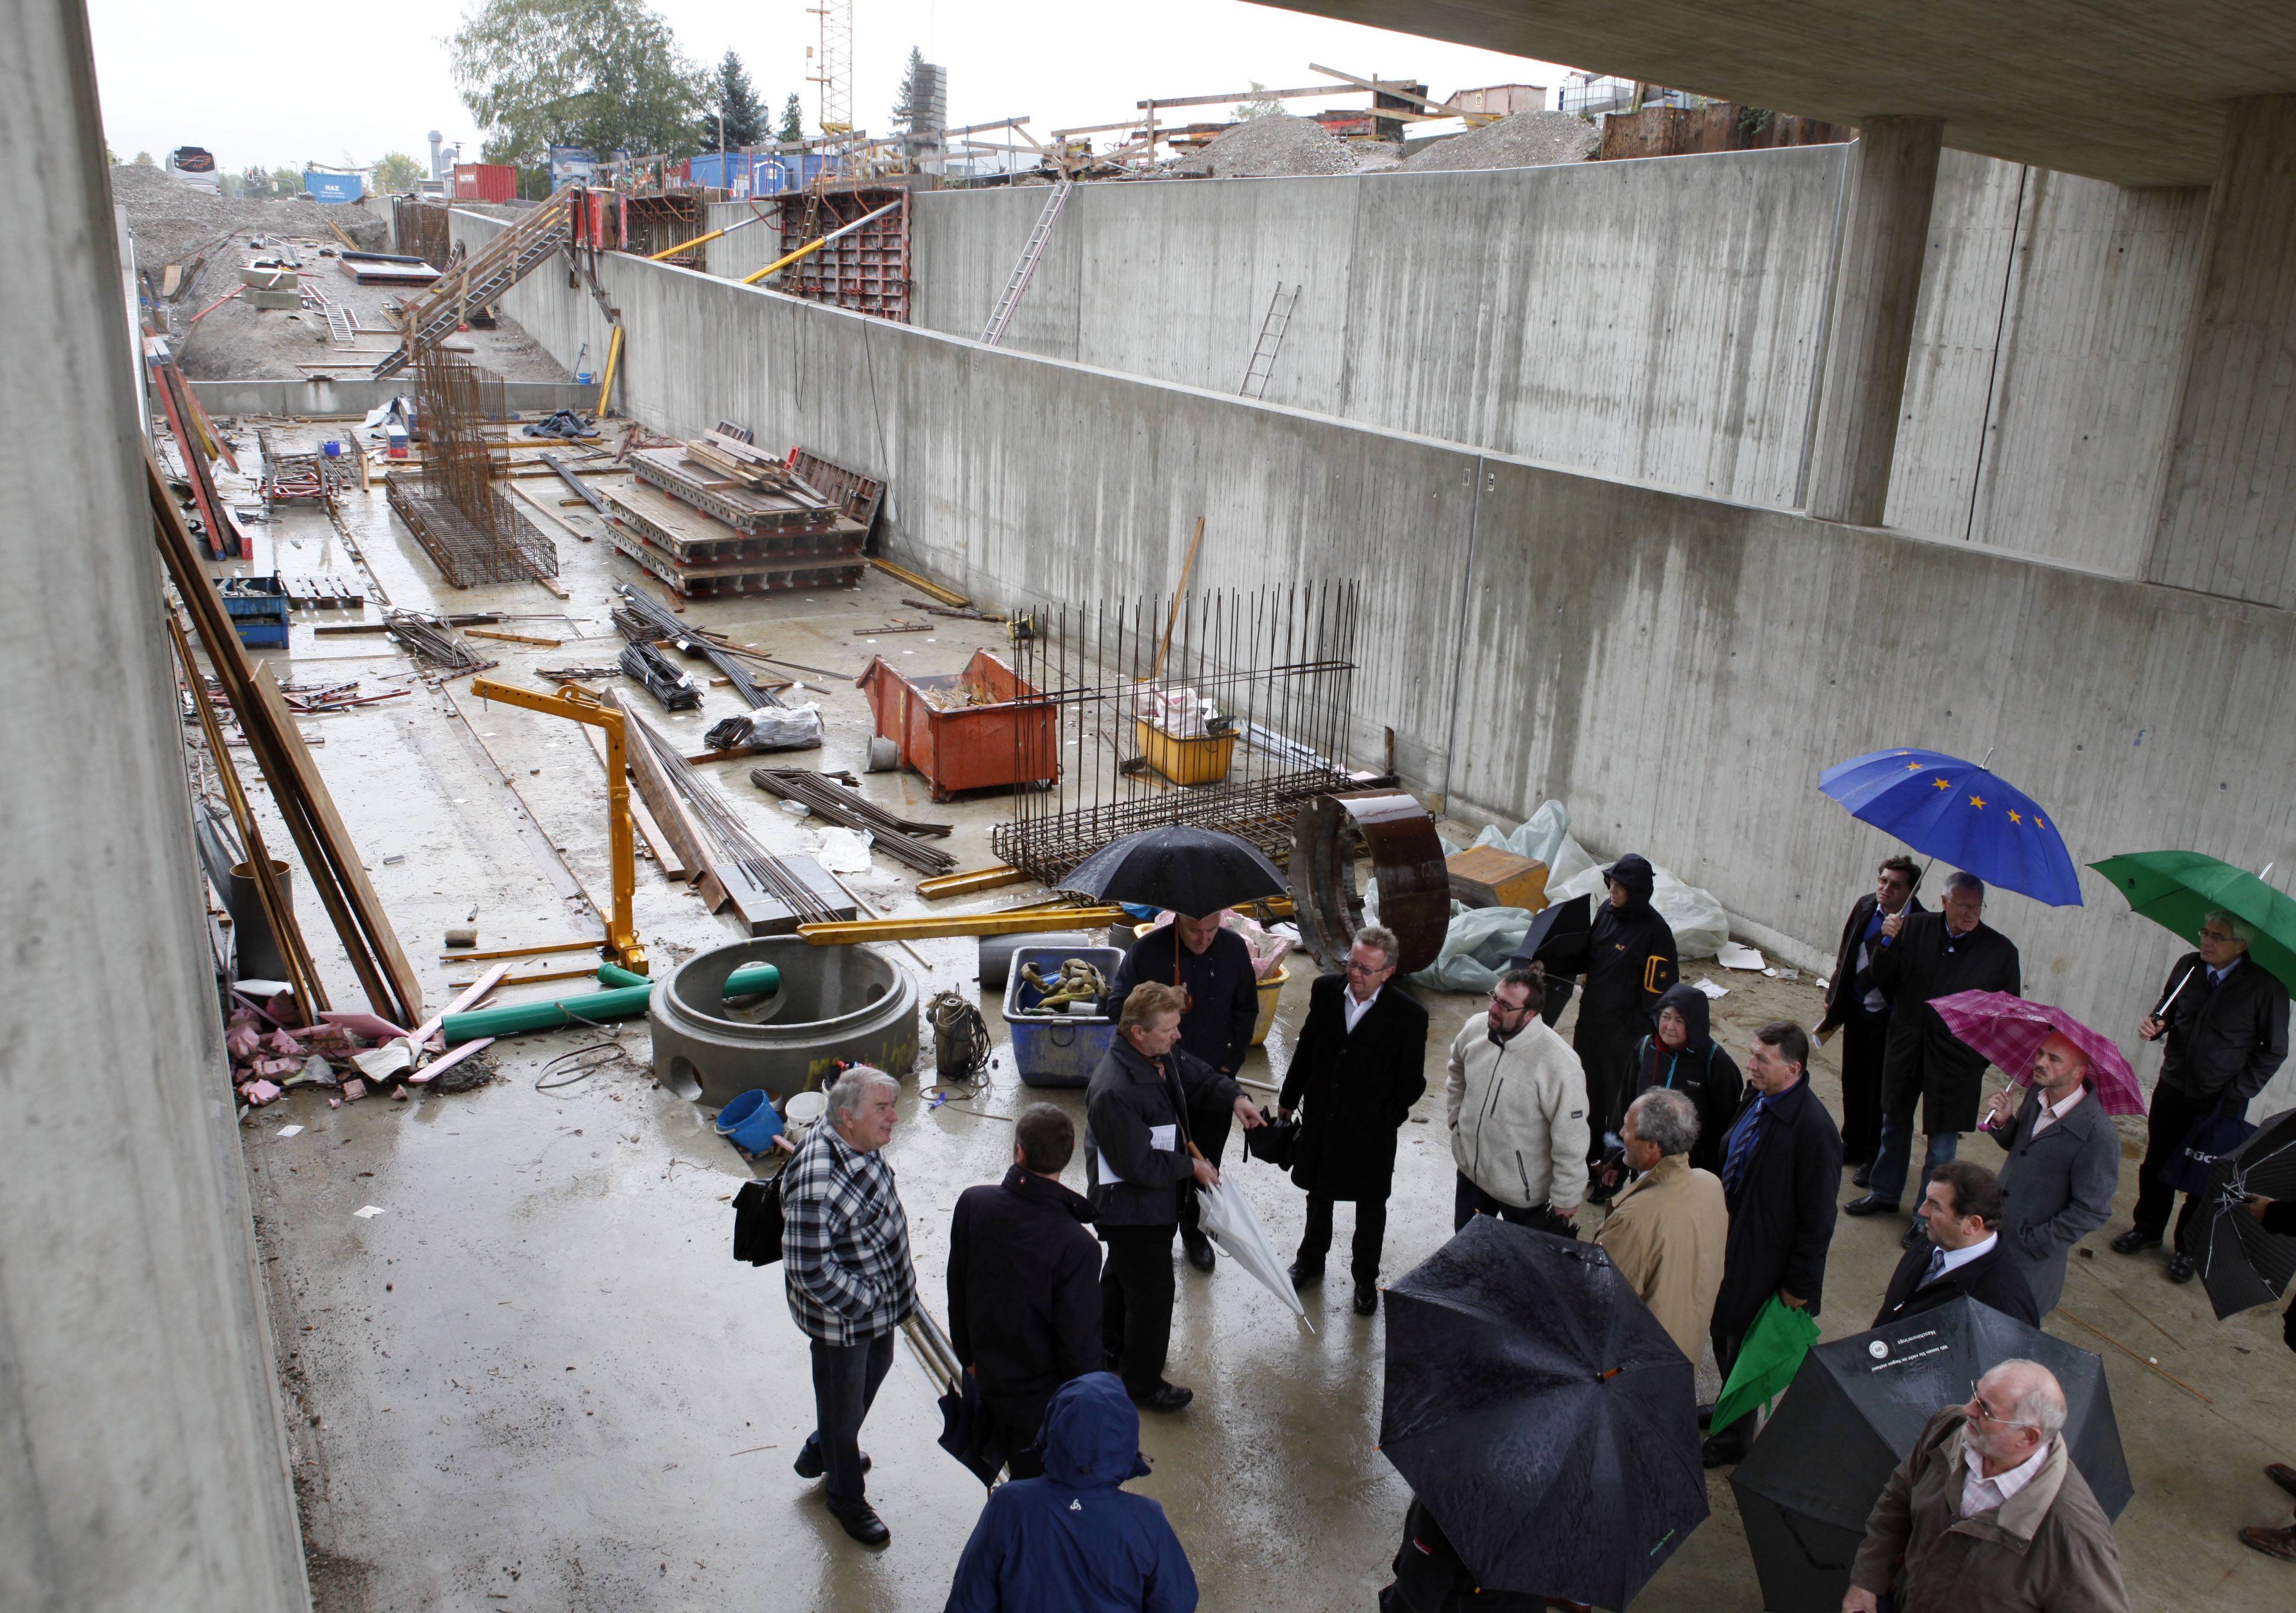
[782,1065,913,1546]
[1592,1087,1725,1366]
[2115,908,2290,1283]
[1843,1359,2131,1612]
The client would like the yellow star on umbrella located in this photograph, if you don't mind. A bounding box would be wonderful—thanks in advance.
[1969,795,1987,809]
[1934,777,1952,789]
[1906,760,1924,770]
[2008,809,2023,824]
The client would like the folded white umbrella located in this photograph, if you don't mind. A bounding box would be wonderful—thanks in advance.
[1195,1175,1313,1333]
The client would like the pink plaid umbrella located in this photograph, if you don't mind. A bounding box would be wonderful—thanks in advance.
[1929,989,2145,1116]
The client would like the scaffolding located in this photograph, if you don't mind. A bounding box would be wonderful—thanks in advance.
[385,348,557,588]
[992,582,1360,885]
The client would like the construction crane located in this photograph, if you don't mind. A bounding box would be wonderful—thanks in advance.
[807,0,854,135]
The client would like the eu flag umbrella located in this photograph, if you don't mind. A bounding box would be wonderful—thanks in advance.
[1729,1296,2129,1613]
[2194,1107,2296,1320]
[1819,750,2083,907]
[1380,1218,1707,1609]
[2089,850,2296,995]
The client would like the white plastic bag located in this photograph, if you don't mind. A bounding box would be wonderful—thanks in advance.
[1407,902,1538,994]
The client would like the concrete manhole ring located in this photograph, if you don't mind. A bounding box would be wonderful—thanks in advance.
[649,937,920,1108]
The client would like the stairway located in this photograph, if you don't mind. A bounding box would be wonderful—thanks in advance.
[371,190,575,379]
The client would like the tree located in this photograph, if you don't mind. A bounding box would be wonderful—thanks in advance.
[1230,82,1283,120]
[374,152,425,192]
[779,94,805,144]
[271,167,302,197]
[697,50,764,152]
[450,0,707,168]
[132,151,155,167]
[891,46,926,130]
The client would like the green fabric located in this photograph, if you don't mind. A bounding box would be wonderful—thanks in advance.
[2089,850,2296,995]
[1713,1293,1820,1432]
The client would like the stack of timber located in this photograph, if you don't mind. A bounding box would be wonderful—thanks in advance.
[605,432,869,597]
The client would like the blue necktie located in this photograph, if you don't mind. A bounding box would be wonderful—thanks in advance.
[1920,1247,1946,1287]
[1721,1101,1764,1195]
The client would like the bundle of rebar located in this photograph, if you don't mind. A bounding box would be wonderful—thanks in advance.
[396,346,557,586]
[613,583,781,709]
[750,769,959,875]
[620,640,701,710]
[623,715,840,923]
[384,610,495,675]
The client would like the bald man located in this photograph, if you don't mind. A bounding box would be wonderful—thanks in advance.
[1845,1360,2129,1613]
[1982,1034,2119,1315]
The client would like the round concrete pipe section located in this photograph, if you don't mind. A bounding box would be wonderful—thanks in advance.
[1289,790,1449,975]
[649,938,919,1107]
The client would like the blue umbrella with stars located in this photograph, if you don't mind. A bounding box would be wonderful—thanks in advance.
[1819,748,2084,907]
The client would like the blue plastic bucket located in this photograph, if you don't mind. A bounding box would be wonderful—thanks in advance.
[715,1089,783,1152]
[575,371,594,385]
[321,440,341,458]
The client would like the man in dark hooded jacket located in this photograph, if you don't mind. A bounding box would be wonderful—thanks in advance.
[1554,855,1679,1171]
[1624,982,1744,1176]
[943,1372,1198,1613]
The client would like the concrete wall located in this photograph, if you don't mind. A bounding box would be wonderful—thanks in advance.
[3,6,310,1610]
[463,208,2296,1117]
[696,152,2210,578]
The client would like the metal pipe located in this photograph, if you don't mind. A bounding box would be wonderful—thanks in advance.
[739,199,904,286]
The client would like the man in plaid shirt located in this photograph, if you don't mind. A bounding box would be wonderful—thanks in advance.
[783,1065,916,1546]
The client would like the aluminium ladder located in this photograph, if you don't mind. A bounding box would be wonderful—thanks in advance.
[1239,282,1299,399]
[979,180,1073,348]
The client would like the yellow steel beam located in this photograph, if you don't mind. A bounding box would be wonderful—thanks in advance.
[739,199,903,286]
[916,865,1026,900]
[593,326,624,419]
[797,907,1130,945]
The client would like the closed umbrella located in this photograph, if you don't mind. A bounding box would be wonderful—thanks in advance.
[2193,1107,2296,1320]
[1711,1293,1821,1432]
[1928,989,2146,1116]
[1058,826,1284,916]
[2089,850,2296,995]
[1819,749,2083,907]
[1192,1174,1309,1330]
[1729,1296,2129,1613]
[1380,1218,1708,1609]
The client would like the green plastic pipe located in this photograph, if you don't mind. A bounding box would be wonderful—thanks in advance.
[442,985,652,1045]
[597,962,780,995]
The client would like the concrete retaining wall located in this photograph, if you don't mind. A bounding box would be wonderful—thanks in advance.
[460,209,2296,1115]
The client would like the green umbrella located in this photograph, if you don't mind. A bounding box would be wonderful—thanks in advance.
[1713,1293,1821,1432]
[2088,851,2296,996]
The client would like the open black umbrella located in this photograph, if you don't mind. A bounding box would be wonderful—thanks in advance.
[1058,825,1284,916]
[2196,1107,2296,1320]
[1729,1296,2130,1613]
[1507,895,1591,1027]
[1381,1217,1707,1609]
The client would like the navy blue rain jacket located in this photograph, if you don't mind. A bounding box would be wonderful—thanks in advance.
[944,1372,1198,1613]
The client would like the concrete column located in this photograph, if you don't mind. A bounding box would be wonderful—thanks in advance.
[2145,95,2296,606]
[0,7,309,1612]
[1804,116,1944,525]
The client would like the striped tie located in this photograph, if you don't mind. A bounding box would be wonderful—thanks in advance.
[1721,1101,1763,1196]
[1920,1245,1946,1287]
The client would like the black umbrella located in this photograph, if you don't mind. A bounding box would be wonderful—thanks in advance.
[1381,1217,1707,1609]
[2196,1107,2296,1321]
[933,1367,1007,1488]
[1058,826,1285,916]
[1507,895,1590,1026]
[1729,1296,2130,1613]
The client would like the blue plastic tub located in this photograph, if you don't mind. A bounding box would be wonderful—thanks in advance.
[1002,944,1125,1088]
[715,1089,783,1152]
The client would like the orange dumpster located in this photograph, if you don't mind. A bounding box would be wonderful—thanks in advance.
[855,649,1058,801]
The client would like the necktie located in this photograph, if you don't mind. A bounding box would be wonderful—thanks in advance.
[1721,1102,1763,1196]
[1920,1247,1946,1287]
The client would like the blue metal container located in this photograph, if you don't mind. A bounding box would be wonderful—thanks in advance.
[1002,944,1124,1088]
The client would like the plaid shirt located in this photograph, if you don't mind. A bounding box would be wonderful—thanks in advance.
[782,1122,916,1346]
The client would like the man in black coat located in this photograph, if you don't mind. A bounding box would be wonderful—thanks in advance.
[1109,910,1262,1273]
[1847,871,2021,1247]
[2114,910,2291,1282]
[1084,981,1262,1413]
[948,1103,1104,1478]
[1705,1021,1842,1468]
[1549,855,1679,1166]
[1872,1159,2039,1327]
[1278,925,1430,1316]
[1815,856,1924,1182]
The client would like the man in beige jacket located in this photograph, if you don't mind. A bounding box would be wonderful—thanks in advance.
[1844,1359,2130,1613]
[1593,1088,1726,1364]
[1445,969,1589,1238]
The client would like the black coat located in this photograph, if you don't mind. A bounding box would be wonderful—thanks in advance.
[1084,1037,1241,1229]
[1280,975,1430,1202]
[2154,951,2290,1106]
[1571,901,1680,1036]
[947,1165,1103,1414]
[1714,1075,1843,1339]
[1818,891,1926,1031]
[1870,911,2021,1134]
[1629,982,1745,1175]
[1871,1236,2040,1328]
[1109,923,1260,1075]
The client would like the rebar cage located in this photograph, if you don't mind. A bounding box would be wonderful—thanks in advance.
[388,347,557,587]
[992,582,1360,886]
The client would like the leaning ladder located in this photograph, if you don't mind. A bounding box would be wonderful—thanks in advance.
[1239,282,1299,399]
[979,180,1073,348]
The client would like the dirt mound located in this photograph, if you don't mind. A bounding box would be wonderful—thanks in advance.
[1167,114,1356,178]
[110,162,388,270]
[1393,110,1599,174]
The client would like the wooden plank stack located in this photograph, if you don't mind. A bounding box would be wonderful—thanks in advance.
[609,431,868,598]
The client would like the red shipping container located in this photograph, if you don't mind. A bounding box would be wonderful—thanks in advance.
[452,162,518,203]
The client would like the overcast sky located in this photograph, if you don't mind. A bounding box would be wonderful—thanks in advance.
[86,0,1578,171]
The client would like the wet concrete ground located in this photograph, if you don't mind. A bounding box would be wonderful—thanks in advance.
[224,439,2296,1610]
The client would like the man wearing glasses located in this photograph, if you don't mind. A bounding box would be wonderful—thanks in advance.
[2113,910,2290,1283]
[1842,1359,2130,1612]
[1443,968,1589,1241]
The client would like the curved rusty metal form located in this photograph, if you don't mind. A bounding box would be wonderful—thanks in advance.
[1289,790,1450,976]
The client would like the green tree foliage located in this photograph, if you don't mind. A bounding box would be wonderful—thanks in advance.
[132,151,155,167]
[698,50,765,151]
[449,0,706,167]
[891,46,925,130]
[1230,82,1283,120]
[779,94,805,144]
[271,166,303,197]
[374,152,426,192]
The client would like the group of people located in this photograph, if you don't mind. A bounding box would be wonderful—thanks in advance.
[765,850,2296,1607]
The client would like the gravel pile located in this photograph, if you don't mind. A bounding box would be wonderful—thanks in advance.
[1393,110,1599,174]
[1166,115,1356,178]
[110,162,388,270]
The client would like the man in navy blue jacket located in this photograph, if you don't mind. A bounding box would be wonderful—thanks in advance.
[943,1372,1198,1613]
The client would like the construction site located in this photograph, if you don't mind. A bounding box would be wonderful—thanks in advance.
[17,2,2296,1611]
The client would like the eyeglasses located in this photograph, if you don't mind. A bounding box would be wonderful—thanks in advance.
[1966,1381,2042,1433]
[1487,994,1532,1014]
[1344,958,1392,978]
